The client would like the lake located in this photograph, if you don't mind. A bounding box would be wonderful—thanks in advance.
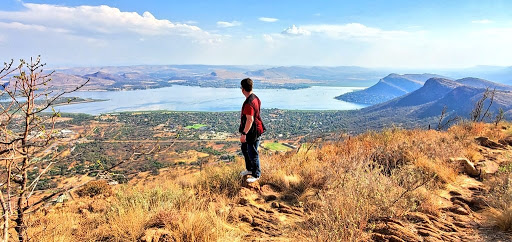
[56,85,367,115]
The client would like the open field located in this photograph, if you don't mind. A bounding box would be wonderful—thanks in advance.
[262,142,292,152]
[185,124,207,129]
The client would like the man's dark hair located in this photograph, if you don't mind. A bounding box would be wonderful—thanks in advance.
[241,78,253,92]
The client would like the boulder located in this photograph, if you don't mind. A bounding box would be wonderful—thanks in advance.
[480,160,500,175]
[451,158,480,177]
[475,136,505,149]
[498,137,512,146]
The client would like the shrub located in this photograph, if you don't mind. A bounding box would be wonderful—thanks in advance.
[486,207,512,231]
[195,161,242,198]
[485,163,512,231]
[75,180,113,198]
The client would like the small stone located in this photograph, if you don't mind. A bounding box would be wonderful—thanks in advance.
[240,214,253,224]
[271,202,279,208]
[239,198,248,205]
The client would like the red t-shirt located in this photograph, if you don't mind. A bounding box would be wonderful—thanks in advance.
[241,94,264,135]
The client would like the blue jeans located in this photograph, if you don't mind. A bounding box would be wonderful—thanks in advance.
[241,138,260,178]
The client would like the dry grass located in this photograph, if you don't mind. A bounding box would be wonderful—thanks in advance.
[486,207,512,231]
[23,122,510,241]
[257,126,475,239]
[27,173,244,241]
[484,157,512,232]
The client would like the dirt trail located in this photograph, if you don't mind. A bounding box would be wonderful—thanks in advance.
[229,179,305,241]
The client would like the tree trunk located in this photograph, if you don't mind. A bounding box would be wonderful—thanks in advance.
[2,212,8,242]
[15,158,28,242]
[0,191,9,242]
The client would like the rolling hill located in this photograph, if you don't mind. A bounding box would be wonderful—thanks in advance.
[355,77,512,130]
[335,73,446,105]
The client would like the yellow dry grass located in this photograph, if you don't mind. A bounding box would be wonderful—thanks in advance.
[20,121,512,241]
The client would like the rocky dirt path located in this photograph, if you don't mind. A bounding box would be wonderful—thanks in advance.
[372,135,512,242]
[229,178,305,241]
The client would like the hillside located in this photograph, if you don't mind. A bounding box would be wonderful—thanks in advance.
[352,77,512,130]
[456,77,512,91]
[335,73,446,105]
[420,86,512,118]
[336,74,512,106]
[25,122,512,241]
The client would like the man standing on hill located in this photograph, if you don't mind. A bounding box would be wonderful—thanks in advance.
[239,78,265,183]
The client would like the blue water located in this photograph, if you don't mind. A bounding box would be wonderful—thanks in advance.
[56,85,367,115]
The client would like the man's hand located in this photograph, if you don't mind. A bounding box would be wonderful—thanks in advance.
[240,134,246,143]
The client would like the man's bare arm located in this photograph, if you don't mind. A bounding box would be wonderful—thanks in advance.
[240,114,254,143]
[243,114,254,134]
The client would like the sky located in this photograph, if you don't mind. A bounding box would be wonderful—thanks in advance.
[0,0,511,68]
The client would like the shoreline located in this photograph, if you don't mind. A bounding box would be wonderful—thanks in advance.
[52,98,108,107]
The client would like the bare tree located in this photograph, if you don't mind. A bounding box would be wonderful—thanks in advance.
[0,59,22,242]
[0,57,88,241]
[436,106,460,131]
[471,87,496,122]
[494,108,505,127]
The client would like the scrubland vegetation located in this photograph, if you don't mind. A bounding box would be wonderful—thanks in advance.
[14,121,511,241]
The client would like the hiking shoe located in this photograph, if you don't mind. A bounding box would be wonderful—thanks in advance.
[246,177,260,183]
[240,170,252,176]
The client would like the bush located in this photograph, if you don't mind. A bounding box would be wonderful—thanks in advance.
[486,207,512,231]
[195,161,242,198]
[75,180,113,198]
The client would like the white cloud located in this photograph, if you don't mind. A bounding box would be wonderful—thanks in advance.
[280,23,413,41]
[300,23,411,40]
[258,17,278,23]
[217,21,242,28]
[281,25,311,36]
[0,3,223,66]
[0,3,209,37]
[472,19,493,24]
[0,4,511,69]
[0,21,69,33]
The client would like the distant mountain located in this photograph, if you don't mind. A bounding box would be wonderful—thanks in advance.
[245,66,377,79]
[419,85,512,119]
[356,77,512,130]
[245,66,387,87]
[46,65,388,90]
[455,77,512,91]
[393,78,461,107]
[83,71,121,81]
[49,72,114,90]
[335,73,446,105]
